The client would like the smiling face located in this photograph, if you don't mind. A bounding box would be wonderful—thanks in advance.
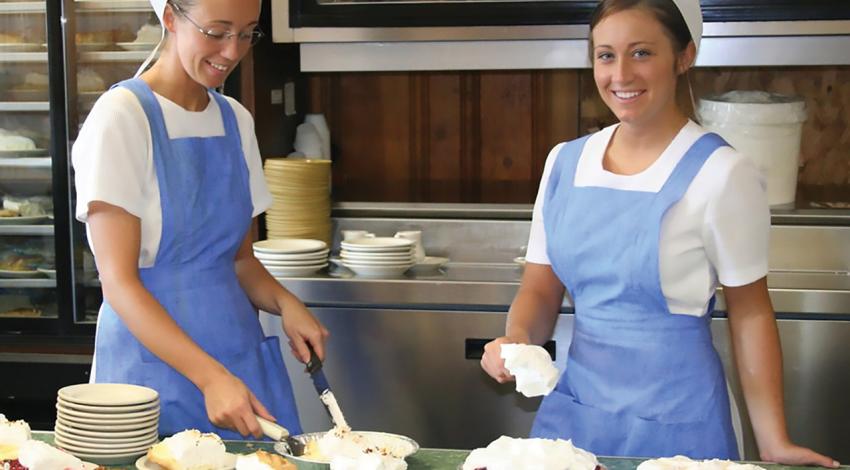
[591,7,693,129]
[165,0,260,88]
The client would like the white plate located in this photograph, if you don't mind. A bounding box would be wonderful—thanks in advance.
[57,402,159,421]
[116,41,159,51]
[57,416,158,432]
[341,237,414,252]
[136,453,237,470]
[58,383,159,406]
[55,434,157,453]
[260,258,328,267]
[0,215,49,225]
[341,263,412,278]
[0,269,39,278]
[0,149,49,158]
[267,263,327,277]
[253,239,327,254]
[56,427,159,446]
[0,43,43,52]
[37,267,57,279]
[254,248,329,261]
[57,396,159,414]
[67,448,148,466]
[54,420,157,439]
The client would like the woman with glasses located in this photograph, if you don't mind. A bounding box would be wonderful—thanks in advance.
[71,0,327,440]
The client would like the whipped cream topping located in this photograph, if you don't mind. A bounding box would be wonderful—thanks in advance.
[329,453,408,470]
[0,415,31,448]
[304,429,410,470]
[161,429,229,469]
[500,344,560,397]
[462,436,598,470]
[320,391,351,432]
[17,439,85,470]
[637,456,765,470]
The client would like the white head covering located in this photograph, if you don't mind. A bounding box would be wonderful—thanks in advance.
[134,0,168,77]
[670,0,703,54]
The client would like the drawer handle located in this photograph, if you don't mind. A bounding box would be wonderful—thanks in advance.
[464,338,556,360]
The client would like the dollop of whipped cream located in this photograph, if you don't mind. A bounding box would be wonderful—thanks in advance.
[462,436,598,470]
[235,450,292,470]
[160,429,229,469]
[0,414,31,447]
[135,24,163,43]
[305,428,409,470]
[500,344,560,397]
[17,439,86,470]
[637,456,765,470]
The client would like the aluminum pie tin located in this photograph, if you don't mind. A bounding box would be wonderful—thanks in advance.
[274,431,419,470]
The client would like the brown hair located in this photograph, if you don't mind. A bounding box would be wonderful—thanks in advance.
[589,0,693,58]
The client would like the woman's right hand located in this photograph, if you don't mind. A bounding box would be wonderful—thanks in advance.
[200,370,274,438]
[480,336,523,384]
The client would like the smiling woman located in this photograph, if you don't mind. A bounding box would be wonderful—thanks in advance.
[69,0,329,442]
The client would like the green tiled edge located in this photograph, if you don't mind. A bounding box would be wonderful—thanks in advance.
[32,432,845,470]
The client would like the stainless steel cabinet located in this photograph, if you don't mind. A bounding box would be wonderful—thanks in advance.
[262,308,850,461]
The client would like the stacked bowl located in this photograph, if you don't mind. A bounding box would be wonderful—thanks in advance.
[54,383,159,466]
[340,237,416,277]
[263,158,332,245]
[254,239,329,278]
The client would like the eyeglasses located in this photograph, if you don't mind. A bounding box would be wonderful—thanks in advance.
[169,1,264,46]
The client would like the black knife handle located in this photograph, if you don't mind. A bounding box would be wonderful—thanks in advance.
[306,343,323,374]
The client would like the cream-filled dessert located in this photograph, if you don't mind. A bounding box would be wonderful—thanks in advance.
[16,439,87,470]
[462,435,598,470]
[134,24,163,43]
[235,450,295,470]
[637,456,765,470]
[146,429,231,470]
[302,428,412,470]
[0,414,31,461]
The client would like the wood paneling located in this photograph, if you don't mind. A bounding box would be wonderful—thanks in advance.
[306,70,579,203]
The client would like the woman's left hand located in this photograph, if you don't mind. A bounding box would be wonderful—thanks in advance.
[761,442,839,468]
[280,298,329,364]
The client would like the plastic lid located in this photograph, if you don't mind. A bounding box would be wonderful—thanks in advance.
[698,91,807,125]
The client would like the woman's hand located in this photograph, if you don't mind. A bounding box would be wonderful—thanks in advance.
[281,298,329,364]
[760,441,839,468]
[200,370,274,438]
[480,336,524,384]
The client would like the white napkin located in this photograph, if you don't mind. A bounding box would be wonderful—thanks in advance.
[500,343,560,397]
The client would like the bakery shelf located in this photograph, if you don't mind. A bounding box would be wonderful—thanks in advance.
[0,102,49,112]
[0,2,44,14]
[0,158,51,168]
[0,225,54,236]
[74,1,151,13]
[0,52,48,63]
[0,278,56,288]
[79,50,154,63]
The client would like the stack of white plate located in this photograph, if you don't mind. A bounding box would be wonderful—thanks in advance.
[54,383,159,466]
[254,239,329,278]
[340,237,416,277]
[263,158,332,245]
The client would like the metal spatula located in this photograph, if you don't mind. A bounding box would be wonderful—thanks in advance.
[255,415,305,456]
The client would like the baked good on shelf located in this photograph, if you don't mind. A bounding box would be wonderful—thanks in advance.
[12,73,49,92]
[77,68,105,93]
[235,450,296,470]
[135,23,163,43]
[146,429,230,470]
[0,32,25,44]
[75,30,113,44]
[0,308,42,318]
[0,129,37,152]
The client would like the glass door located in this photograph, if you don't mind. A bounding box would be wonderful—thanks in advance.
[62,0,161,326]
[0,1,60,334]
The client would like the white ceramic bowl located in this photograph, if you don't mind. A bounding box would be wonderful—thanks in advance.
[267,263,328,278]
[341,263,413,278]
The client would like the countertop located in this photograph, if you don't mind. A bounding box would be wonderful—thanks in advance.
[31,432,847,470]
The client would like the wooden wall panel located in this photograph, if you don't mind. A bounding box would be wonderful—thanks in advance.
[305,70,579,203]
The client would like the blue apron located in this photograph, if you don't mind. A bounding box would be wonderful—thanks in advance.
[530,132,738,459]
[91,78,302,439]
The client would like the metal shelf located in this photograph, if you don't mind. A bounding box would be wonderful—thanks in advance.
[0,52,48,63]
[0,102,50,112]
[74,0,151,13]
[0,2,44,14]
[0,225,54,236]
[80,50,155,62]
[0,157,51,168]
[0,278,56,288]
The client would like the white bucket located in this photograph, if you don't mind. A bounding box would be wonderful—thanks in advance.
[698,91,807,207]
